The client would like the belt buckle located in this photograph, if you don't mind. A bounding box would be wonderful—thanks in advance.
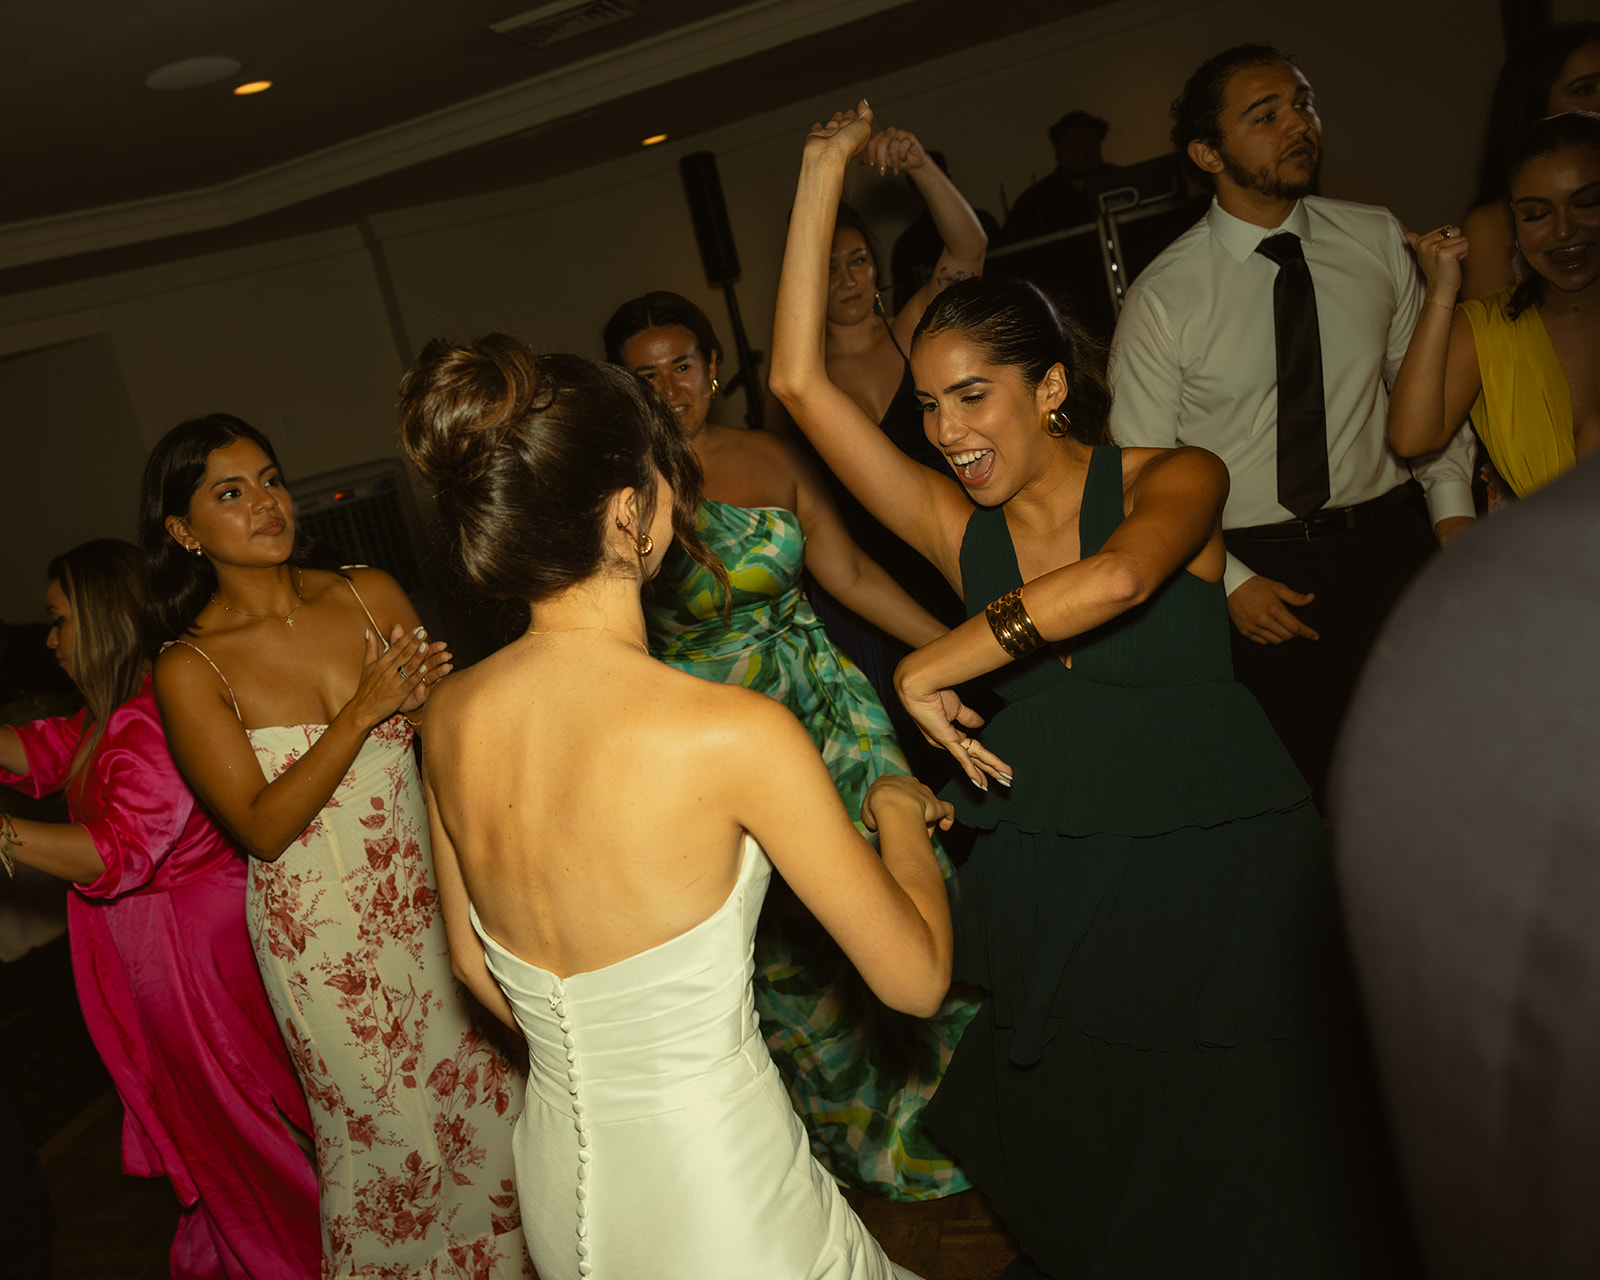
[1301,505,1357,541]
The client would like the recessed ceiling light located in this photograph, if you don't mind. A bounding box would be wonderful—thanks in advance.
[641,133,668,146]
[233,80,273,96]
[145,56,242,91]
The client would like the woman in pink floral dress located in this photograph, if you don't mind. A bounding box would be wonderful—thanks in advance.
[141,414,533,1279]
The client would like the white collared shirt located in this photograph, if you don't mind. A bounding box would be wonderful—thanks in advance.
[1109,195,1475,593]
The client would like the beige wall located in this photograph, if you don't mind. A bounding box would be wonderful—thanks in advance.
[0,334,147,617]
[0,0,1506,621]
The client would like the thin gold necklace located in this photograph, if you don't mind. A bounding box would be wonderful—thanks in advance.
[214,568,305,628]
[526,625,648,655]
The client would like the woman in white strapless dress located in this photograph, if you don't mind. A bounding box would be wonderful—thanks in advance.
[396,338,956,1280]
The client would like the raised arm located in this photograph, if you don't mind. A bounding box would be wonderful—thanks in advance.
[1389,226,1485,459]
[786,441,947,648]
[155,606,438,861]
[770,102,973,587]
[726,695,953,1016]
[863,127,987,342]
[896,447,1228,785]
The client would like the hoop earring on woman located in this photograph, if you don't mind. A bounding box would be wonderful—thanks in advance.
[709,378,720,397]
[1044,407,1072,438]
[616,518,653,558]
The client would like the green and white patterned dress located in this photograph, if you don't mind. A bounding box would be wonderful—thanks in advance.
[644,497,976,1202]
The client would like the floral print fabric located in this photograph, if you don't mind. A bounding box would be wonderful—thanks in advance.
[247,716,532,1278]
[644,498,976,1202]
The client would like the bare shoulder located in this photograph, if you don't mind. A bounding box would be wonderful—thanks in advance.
[152,641,233,714]
[340,565,407,607]
[1123,444,1227,491]
[669,668,808,759]
[715,424,802,477]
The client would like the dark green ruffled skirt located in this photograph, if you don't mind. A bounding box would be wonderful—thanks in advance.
[924,805,1392,1277]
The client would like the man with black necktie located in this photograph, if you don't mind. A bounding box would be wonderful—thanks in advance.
[1109,43,1476,802]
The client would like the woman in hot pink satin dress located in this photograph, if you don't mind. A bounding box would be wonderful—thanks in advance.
[0,540,319,1279]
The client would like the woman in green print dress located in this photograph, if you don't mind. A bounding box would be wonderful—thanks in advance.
[604,291,977,1201]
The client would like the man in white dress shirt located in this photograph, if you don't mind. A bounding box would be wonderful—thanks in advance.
[1109,43,1475,800]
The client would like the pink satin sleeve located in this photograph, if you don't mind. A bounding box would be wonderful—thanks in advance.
[0,709,89,798]
[72,691,204,900]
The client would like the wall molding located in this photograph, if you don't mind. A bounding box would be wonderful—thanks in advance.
[0,228,368,335]
[370,0,1212,241]
[0,0,915,272]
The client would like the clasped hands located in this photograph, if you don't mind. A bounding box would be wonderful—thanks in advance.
[355,623,454,725]
[804,101,927,177]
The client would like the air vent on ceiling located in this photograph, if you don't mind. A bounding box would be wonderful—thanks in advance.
[491,0,641,51]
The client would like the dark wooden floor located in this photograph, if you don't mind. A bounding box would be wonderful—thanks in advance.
[34,1088,1019,1278]
[39,1091,182,1278]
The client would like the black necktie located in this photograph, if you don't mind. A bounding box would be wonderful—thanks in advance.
[1255,233,1329,518]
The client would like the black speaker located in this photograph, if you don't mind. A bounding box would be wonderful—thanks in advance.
[680,151,741,286]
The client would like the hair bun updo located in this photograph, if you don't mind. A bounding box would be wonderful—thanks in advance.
[397,335,720,611]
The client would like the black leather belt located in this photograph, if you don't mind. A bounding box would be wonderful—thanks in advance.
[1229,484,1414,543]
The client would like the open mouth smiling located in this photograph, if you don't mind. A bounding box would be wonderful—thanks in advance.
[947,448,995,485]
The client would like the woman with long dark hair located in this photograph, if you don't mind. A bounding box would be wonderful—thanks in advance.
[1392,111,1600,498]
[396,336,949,1278]
[141,416,532,1278]
[0,539,319,1279]
[1462,22,1600,299]
[604,290,975,1200]
[772,104,1369,1278]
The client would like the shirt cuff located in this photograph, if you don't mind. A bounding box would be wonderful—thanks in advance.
[1223,551,1256,596]
[1422,482,1476,527]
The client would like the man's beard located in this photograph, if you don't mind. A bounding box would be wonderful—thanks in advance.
[1218,142,1319,201]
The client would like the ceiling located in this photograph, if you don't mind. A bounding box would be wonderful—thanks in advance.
[3,0,1087,294]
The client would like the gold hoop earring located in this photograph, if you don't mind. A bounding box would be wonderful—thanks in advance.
[709,378,720,396]
[616,518,653,558]
[1044,407,1071,438]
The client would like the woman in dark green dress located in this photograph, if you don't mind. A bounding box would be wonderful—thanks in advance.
[770,102,1367,1278]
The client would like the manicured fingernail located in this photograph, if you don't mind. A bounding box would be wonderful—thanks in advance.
[975,776,988,792]
[364,628,370,641]
[996,773,1013,787]
[418,663,427,676]
[414,626,427,640]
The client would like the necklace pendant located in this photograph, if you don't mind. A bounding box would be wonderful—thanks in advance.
[285,617,295,628]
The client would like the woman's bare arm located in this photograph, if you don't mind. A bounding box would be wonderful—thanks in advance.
[786,442,947,648]
[770,102,973,587]
[422,755,517,1029]
[155,606,436,861]
[0,813,104,883]
[861,126,986,344]
[896,448,1228,786]
[1460,201,1516,301]
[718,695,953,1016]
[1389,227,1485,457]
[0,727,26,776]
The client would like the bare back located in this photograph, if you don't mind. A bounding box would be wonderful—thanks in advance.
[423,640,757,979]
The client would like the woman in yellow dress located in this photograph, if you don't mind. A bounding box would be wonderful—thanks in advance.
[1390,111,1600,500]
